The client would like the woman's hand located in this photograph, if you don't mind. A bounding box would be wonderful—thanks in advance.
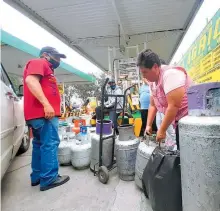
[156,128,166,143]
[145,125,152,136]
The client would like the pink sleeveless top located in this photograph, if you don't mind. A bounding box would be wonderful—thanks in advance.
[149,66,193,128]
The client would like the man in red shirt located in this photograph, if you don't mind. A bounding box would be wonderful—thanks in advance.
[24,46,69,191]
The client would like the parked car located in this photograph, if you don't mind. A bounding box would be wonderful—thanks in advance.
[1,63,30,179]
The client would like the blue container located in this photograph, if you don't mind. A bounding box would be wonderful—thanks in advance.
[80,126,88,135]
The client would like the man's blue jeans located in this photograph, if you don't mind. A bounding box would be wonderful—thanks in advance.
[26,117,60,187]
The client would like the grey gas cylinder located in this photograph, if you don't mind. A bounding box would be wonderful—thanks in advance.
[179,82,220,211]
[118,124,136,141]
[90,120,114,172]
[135,138,157,189]
[115,125,140,181]
[90,133,114,172]
[70,140,91,169]
[58,141,71,165]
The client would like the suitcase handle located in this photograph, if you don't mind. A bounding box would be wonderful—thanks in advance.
[143,135,166,150]
[157,140,166,149]
[142,134,156,146]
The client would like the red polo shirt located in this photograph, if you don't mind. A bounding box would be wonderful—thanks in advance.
[23,58,61,120]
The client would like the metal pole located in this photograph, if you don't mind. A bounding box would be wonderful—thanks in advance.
[110,0,128,43]
[113,47,117,83]
[108,47,112,73]
[144,34,148,50]
[144,42,147,49]
[136,45,140,89]
[99,78,109,167]
[126,47,129,57]
[136,45,139,55]
[136,66,140,89]
[62,83,66,113]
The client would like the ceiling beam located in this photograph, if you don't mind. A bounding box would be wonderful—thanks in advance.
[69,29,184,46]
[110,0,129,44]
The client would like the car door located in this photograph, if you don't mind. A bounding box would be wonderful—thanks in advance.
[1,65,25,159]
[12,90,25,158]
[0,64,15,179]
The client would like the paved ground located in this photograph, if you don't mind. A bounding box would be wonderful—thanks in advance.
[1,149,152,211]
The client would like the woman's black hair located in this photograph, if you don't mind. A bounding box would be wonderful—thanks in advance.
[137,49,161,68]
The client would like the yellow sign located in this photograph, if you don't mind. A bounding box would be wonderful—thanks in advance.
[188,45,220,83]
[179,10,220,83]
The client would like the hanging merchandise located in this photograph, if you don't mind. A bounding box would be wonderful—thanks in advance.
[179,82,220,211]
[142,147,182,211]
[115,124,140,181]
[118,58,138,81]
[58,84,64,95]
[135,135,157,189]
[88,97,97,110]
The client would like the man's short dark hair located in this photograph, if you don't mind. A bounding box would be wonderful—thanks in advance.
[137,49,161,68]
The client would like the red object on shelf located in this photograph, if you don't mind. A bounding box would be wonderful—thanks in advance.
[72,119,86,134]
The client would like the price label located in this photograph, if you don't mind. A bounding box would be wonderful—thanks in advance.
[131,94,139,105]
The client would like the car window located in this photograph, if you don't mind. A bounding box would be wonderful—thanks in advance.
[1,64,16,93]
[8,73,23,95]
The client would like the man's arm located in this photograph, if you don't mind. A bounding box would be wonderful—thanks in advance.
[146,96,157,127]
[25,75,55,119]
[159,86,185,132]
[105,87,122,108]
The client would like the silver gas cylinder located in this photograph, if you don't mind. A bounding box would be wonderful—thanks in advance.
[115,124,140,181]
[135,136,157,189]
[88,127,96,143]
[90,133,114,172]
[58,126,66,141]
[58,141,71,165]
[70,139,91,169]
[90,120,114,172]
[179,82,220,211]
[62,132,76,142]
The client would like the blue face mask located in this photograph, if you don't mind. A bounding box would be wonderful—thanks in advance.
[110,85,116,90]
[49,58,60,69]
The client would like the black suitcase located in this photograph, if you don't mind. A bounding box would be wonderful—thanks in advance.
[142,146,182,211]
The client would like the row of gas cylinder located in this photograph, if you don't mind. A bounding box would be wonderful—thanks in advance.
[57,121,157,189]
